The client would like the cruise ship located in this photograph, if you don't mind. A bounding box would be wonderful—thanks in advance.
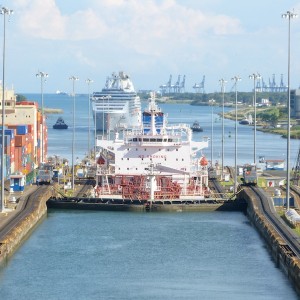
[91,71,141,134]
[94,93,210,202]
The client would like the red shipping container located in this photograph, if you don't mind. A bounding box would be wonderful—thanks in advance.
[28,124,34,134]
[15,135,26,147]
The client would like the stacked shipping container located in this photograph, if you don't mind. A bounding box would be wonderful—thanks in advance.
[0,100,48,180]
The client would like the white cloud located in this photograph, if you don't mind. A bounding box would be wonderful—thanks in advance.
[16,0,107,40]
[75,50,95,68]
[15,0,241,44]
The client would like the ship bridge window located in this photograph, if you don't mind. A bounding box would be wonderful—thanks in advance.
[150,138,156,142]
[168,138,173,142]
[144,138,149,142]
[163,138,167,142]
[133,138,137,142]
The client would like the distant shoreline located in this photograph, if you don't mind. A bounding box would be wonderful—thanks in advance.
[44,108,63,114]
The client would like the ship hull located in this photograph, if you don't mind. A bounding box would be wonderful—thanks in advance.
[93,110,141,132]
[91,71,142,133]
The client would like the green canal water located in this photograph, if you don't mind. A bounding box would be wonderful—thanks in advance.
[0,210,298,299]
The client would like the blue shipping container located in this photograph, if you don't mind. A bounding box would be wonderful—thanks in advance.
[17,125,28,135]
[5,129,14,139]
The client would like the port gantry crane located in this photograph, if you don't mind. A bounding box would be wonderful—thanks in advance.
[159,74,186,94]
[174,75,181,93]
[180,75,186,93]
[193,75,205,93]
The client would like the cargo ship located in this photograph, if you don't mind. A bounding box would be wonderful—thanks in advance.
[94,93,210,202]
[91,71,141,134]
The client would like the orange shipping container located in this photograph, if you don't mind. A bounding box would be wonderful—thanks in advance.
[14,147,22,172]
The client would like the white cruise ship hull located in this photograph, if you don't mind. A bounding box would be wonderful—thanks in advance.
[91,71,142,133]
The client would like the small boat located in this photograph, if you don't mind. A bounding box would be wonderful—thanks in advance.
[53,117,68,129]
[239,114,253,125]
[191,121,203,132]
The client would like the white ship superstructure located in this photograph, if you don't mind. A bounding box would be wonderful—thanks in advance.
[94,93,210,201]
[91,71,141,133]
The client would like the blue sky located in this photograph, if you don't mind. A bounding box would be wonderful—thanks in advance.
[4,0,300,94]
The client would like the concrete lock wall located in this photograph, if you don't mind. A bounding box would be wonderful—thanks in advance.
[238,189,300,295]
[0,189,52,266]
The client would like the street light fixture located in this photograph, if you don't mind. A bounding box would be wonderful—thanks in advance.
[69,76,79,190]
[86,79,93,159]
[249,73,261,164]
[36,71,48,163]
[219,79,227,180]
[0,7,13,213]
[282,10,298,211]
[231,76,241,193]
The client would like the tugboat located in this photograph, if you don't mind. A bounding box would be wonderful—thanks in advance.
[191,121,203,132]
[53,117,68,129]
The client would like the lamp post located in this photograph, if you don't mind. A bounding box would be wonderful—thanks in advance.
[102,96,105,136]
[36,71,48,163]
[282,10,298,211]
[231,76,241,193]
[86,79,93,159]
[69,76,79,190]
[94,97,97,161]
[211,102,214,167]
[249,73,260,164]
[0,7,13,213]
[219,79,227,180]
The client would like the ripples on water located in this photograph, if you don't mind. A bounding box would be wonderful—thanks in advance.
[1,94,296,299]
[23,93,300,166]
[0,211,297,299]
